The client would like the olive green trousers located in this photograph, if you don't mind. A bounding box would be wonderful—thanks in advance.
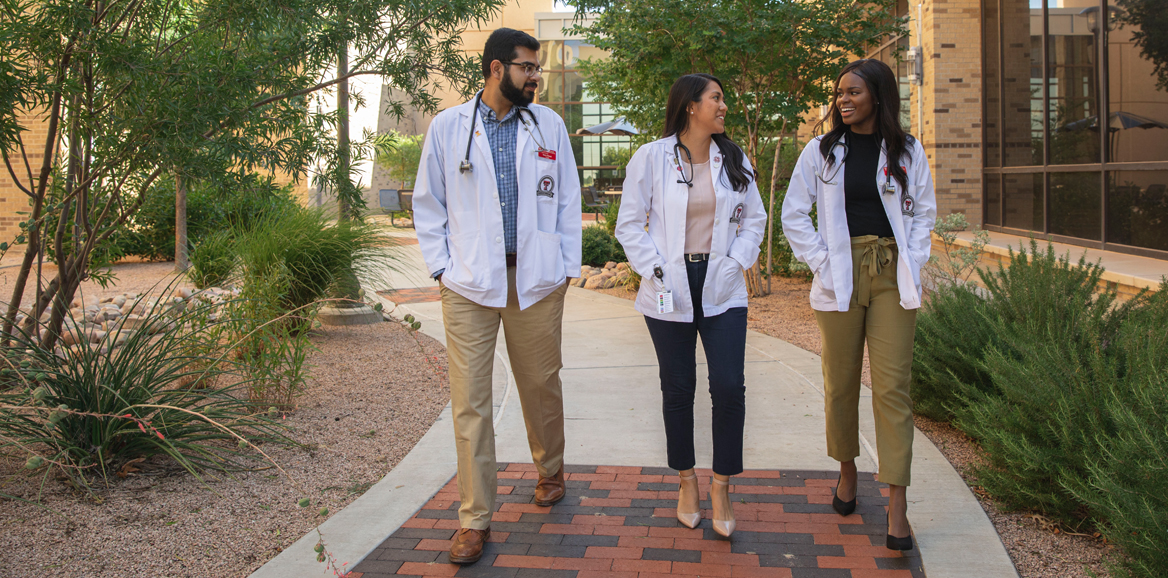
[814,236,916,487]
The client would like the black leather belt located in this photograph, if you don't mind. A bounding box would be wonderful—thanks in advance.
[506,253,517,267]
[684,253,710,262]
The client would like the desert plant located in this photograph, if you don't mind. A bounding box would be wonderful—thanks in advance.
[604,197,621,236]
[188,230,237,289]
[0,288,291,489]
[923,212,991,289]
[374,131,425,188]
[582,225,616,267]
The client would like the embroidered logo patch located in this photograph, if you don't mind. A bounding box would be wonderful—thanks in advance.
[537,175,555,198]
[901,192,915,217]
[729,203,745,223]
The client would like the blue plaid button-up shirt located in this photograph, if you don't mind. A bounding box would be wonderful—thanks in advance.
[477,99,521,255]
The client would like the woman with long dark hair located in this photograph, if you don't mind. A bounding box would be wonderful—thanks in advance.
[780,59,936,550]
[616,74,766,538]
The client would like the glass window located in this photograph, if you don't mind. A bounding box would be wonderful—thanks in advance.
[984,0,1001,167]
[986,173,1003,225]
[1107,8,1168,163]
[1001,0,1043,166]
[538,72,563,104]
[1003,172,1044,230]
[564,71,585,102]
[1048,4,1100,164]
[1108,171,1168,251]
[1050,171,1101,239]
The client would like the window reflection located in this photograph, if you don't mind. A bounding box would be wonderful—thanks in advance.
[1107,3,1168,163]
[1004,173,1045,230]
[985,0,1001,167]
[1001,0,1043,166]
[1050,172,1101,239]
[1048,2,1100,164]
[1108,171,1168,250]
[986,174,1003,225]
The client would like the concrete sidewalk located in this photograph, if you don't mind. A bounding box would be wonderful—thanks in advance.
[251,228,1018,578]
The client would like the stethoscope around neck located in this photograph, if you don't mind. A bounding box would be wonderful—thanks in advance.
[816,138,897,195]
[459,92,549,174]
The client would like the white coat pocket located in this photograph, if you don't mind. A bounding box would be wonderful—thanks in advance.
[810,262,839,309]
[714,258,748,305]
[446,230,485,289]
[531,230,566,290]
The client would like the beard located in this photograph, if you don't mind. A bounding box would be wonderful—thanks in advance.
[500,72,536,107]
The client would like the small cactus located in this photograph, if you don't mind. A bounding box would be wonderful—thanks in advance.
[298,498,310,508]
[318,507,329,517]
[25,456,44,469]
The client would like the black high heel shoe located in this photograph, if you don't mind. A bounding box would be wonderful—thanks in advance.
[886,531,914,551]
[831,474,856,517]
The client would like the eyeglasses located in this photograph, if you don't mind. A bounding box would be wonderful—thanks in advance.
[501,61,543,77]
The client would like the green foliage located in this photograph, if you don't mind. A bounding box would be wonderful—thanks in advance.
[128,174,298,262]
[912,240,1168,576]
[234,208,399,317]
[374,131,426,188]
[755,137,803,278]
[188,230,237,290]
[922,212,991,289]
[604,197,621,237]
[1116,0,1168,91]
[1,0,503,347]
[0,289,290,489]
[582,225,616,267]
[569,0,904,164]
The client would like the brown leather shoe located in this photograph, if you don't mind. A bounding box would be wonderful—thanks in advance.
[533,467,566,506]
[449,527,490,564]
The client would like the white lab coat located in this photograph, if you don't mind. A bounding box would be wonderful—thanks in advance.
[413,98,582,310]
[781,134,937,312]
[616,136,768,322]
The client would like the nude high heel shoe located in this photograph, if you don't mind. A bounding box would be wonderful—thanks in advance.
[711,477,736,537]
[676,471,701,529]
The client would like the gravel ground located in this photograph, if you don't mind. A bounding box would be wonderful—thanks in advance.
[0,261,450,578]
[589,276,1115,578]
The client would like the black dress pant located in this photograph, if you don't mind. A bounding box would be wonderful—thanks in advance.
[643,260,747,476]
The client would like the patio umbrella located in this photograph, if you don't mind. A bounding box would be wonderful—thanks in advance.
[574,117,640,136]
[1058,111,1168,132]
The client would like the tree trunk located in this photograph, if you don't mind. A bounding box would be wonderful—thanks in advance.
[765,119,790,295]
[337,43,351,222]
[175,171,188,271]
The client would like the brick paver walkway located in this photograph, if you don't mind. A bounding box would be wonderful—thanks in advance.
[349,464,924,578]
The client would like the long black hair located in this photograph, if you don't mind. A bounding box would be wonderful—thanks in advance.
[814,59,911,190]
[663,74,753,193]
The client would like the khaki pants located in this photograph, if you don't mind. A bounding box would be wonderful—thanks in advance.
[441,268,568,529]
[814,236,916,487]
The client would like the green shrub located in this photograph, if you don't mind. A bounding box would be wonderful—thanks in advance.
[0,288,290,488]
[912,240,1131,419]
[188,230,237,289]
[910,283,998,420]
[604,197,621,236]
[911,239,1168,577]
[234,208,398,315]
[231,208,398,407]
[582,225,615,267]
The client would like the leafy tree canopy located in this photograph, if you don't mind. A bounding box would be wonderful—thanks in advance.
[567,0,905,163]
[0,0,502,346]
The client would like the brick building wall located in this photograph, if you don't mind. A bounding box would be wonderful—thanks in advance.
[0,108,51,246]
[917,0,985,225]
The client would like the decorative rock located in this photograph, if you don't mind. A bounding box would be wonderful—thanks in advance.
[103,309,121,321]
[584,274,611,289]
[317,304,383,326]
[88,330,107,344]
[176,288,193,299]
[100,297,114,304]
[60,330,81,347]
[604,261,617,270]
[575,277,588,288]
[112,295,126,307]
[616,262,629,272]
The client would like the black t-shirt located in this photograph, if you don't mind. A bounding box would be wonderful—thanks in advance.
[843,131,895,238]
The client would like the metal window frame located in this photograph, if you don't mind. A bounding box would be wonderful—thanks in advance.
[981,0,1168,259]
